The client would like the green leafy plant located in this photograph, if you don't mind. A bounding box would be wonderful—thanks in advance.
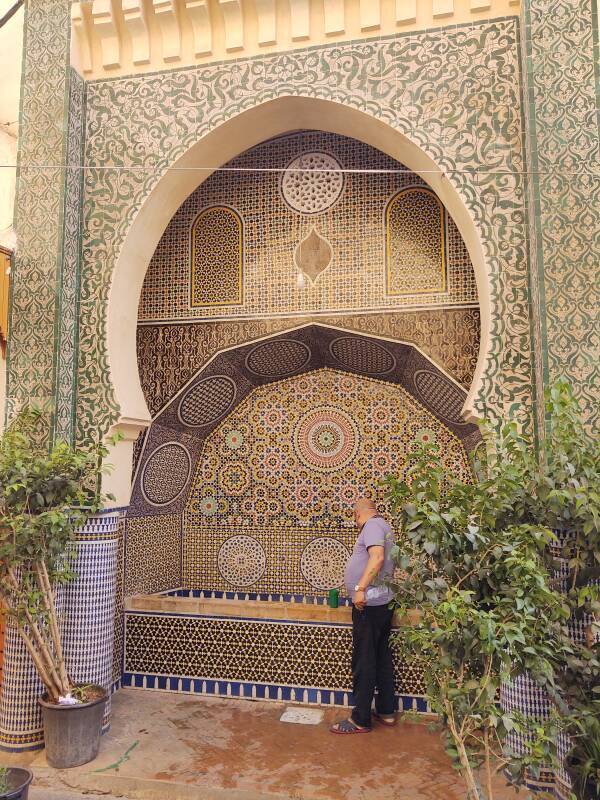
[385,381,600,800]
[527,383,600,798]
[384,425,570,800]
[568,709,600,799]
[0,409,114,703]
[0,767,9,795]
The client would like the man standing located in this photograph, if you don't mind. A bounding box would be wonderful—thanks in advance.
[330,498,396,734]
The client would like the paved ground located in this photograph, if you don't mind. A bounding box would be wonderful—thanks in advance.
[7,689,535,800]
[29,790,124,800]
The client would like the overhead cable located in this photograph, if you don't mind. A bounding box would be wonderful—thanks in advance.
[0,0,24,30]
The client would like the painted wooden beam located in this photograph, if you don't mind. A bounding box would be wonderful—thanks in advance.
[91,0,121,68]
[395,0,416,23]
[255,0,277,45]
[184,0,212,55]
[219,0,244,51]
[71,2,93,73]
[289,0,310,39]
[152,0,182,61]
[122,0,151,65]
[360,0,380,30]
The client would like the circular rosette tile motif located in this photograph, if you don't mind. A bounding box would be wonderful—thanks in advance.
[293,406,360,473]
[329,337,396,375]
[141,442,191,506]
[224,429,245,450]
[218,536,267,586]
[221,462,250,496]
[301,538,350,590]
[413,369,466,424]
[245,339,311,378]
[280,152,344,214]
[178,375,237,427]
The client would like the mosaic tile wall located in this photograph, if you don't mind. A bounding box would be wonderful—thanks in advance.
[0,511,121,752]
[54,68,86,444]
[6,0,73,434]
[112,516,126,687]
[137,309,481,417]
[522,0,599,432]
[130,325,479,515]
[124,514,181,596]
[127,326,478,604]
[191,207,243,307]
[182,368,473,595]
[77,17,533,444]
[124,611,428,711]
[139,132,477,322]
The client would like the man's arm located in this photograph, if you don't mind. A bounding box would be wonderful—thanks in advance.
[354,545,384,610]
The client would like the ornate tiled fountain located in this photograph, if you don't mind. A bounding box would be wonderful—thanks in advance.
[116,326,479,711]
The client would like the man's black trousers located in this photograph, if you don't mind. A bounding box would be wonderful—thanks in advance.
[350,604,396,728]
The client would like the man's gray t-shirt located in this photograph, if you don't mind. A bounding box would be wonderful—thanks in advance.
[344,516,394,606]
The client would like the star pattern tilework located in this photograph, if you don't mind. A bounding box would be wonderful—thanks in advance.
[140,132,476,322]
[124,613,426,697]
[183,368,472,596]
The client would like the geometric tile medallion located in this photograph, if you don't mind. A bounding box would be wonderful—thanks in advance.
[280,152,345,215]
[141,442,191,506]
[293,407,360,473]
[217,535,267,586]
[413,369,467,425]
[329,336,396,375]
[300,538,351,590]
[386,187,446,296]
[178,375,237,427]
[245,339,312,378]
[179,365,476,596]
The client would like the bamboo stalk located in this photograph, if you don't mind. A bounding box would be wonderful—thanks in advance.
[1,581,61,698]
[16,623,62,700]
[35,560,70,692]
[6,567,66,696]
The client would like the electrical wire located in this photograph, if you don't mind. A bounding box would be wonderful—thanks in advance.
[0,164,596,176]
[0,0,24,30]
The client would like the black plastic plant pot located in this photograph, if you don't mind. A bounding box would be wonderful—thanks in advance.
[0,768,33,800]
[38,686,107,769]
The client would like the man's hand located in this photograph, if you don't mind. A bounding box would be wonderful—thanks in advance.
[354,589,366,610]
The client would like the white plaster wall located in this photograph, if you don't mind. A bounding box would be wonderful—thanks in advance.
[0,0,23,429]
[0,129,17,249]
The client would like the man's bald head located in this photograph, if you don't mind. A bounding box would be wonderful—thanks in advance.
[354,498,377,514]
[354,498,378,528]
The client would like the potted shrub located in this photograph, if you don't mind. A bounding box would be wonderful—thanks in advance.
[525,383,600,798]
[384,419,571,800]
[0,767,32,800]
[0,410,114,768]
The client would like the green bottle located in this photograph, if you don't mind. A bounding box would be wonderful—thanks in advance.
[328,589,339,608]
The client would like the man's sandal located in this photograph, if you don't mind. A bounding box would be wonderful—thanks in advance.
[330,718,371,734]
[372,712,397,726]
